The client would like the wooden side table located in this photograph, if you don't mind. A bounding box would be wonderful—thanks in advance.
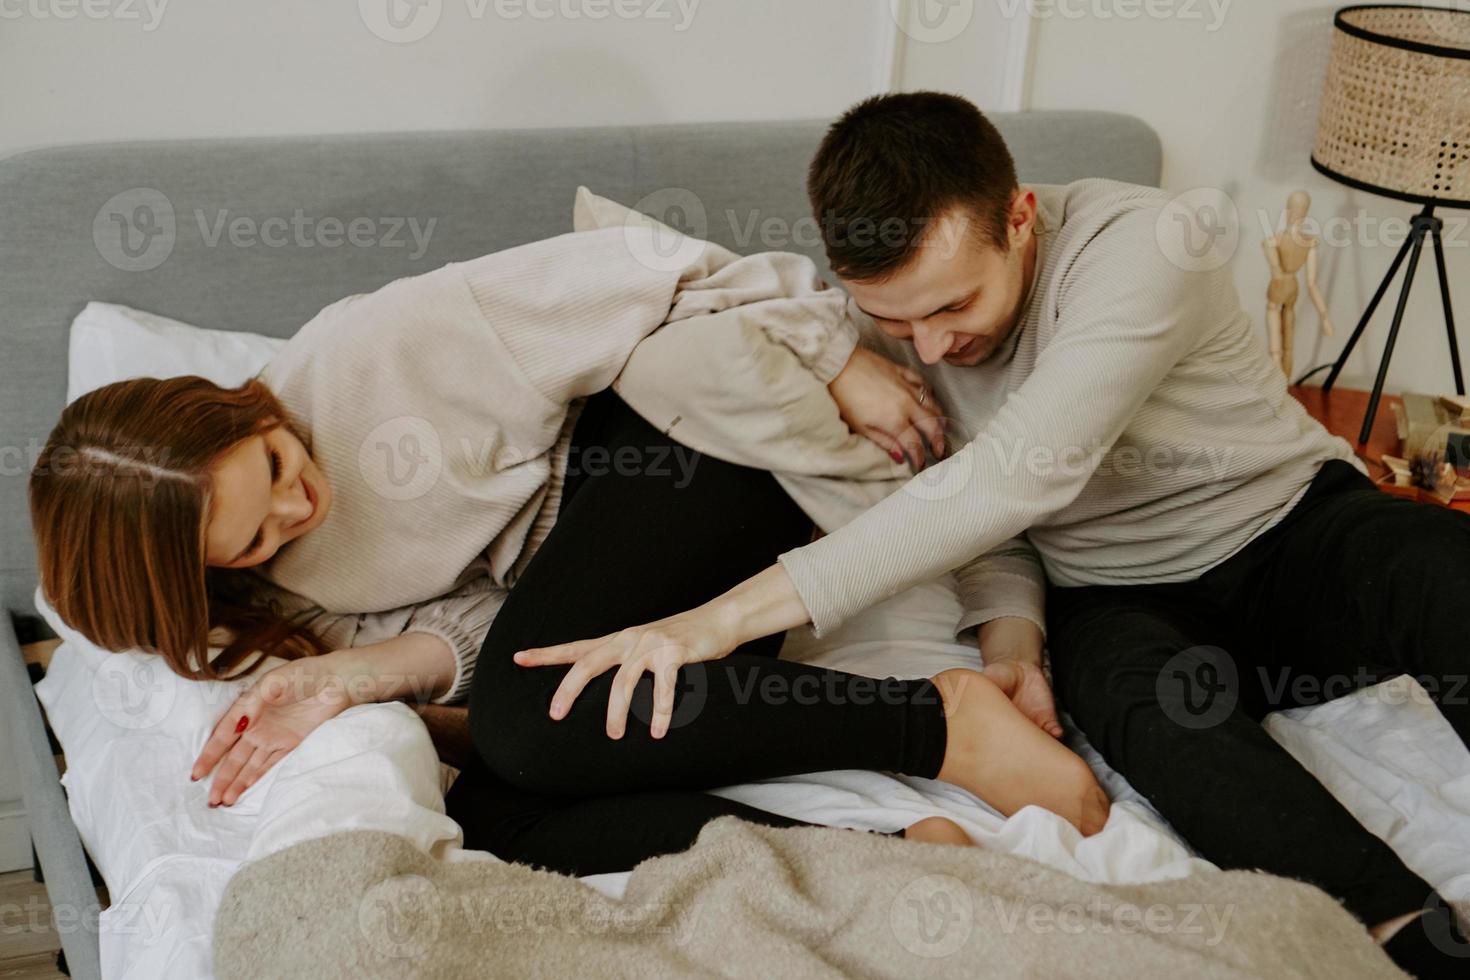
[1288,386,1400,478]
[1289,385,1470,513]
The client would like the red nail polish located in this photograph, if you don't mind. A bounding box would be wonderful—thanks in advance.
[235,716,249,734]
[889,450,903,463]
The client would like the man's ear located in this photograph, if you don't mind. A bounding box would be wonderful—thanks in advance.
[1006,187,1038,248]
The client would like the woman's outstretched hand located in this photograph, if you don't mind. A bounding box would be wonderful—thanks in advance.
[513,605,739,740]
[189,631,459,806]
[191,655,354,807]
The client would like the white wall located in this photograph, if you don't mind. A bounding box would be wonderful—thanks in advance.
[1025,0,1468,395]
[0,0,1029,873]
[0,0,881,159]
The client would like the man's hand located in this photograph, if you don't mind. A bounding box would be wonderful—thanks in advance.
[514,603,741,740]
[828,346,945,468]
[978,617,1061,738]
[514,564,809,740]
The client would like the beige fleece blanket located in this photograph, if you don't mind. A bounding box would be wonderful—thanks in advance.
[213,818,1404,979]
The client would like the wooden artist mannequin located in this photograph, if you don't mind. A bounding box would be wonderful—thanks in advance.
[1263,190,1335,378]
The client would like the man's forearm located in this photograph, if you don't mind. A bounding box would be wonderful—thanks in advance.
[708,563,812,648]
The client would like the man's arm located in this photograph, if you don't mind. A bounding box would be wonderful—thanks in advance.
[953,533,1046,648]
[778,206,1216,635]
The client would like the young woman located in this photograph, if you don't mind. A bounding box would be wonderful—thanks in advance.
[29,228,1108,876]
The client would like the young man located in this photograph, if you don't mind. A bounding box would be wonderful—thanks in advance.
[522,93,1468,976]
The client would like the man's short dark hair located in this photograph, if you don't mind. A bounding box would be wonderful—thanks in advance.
[807,91,1019,283]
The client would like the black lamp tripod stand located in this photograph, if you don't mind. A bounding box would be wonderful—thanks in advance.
[1319,202,1465,444]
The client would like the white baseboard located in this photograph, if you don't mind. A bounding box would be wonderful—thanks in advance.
[0,801,31,873]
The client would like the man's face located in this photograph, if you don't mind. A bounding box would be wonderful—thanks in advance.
[843,190,1039,367]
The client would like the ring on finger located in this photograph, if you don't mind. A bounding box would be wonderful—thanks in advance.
[917,386,929,406]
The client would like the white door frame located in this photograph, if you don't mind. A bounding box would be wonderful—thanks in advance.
[873,0,1035,110]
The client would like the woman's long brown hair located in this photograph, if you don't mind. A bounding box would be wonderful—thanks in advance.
[29,376,329,680]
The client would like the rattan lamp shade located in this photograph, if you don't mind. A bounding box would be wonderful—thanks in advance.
[1312,4,1470,207]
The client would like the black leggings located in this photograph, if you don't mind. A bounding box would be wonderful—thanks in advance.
[447,389,947,876]
[1048,459,1469,927]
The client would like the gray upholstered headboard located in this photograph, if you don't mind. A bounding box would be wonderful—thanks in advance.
[0,111,1161,618]
[0,112,1159,980]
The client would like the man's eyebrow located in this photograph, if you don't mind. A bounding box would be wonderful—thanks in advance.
[226,440,271,565]
[857,289,978,324]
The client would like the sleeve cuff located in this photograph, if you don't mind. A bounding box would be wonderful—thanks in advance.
[777,547,840,638]
[954,606,1048,644]
[807,318,860,386]
[404,624,477,705]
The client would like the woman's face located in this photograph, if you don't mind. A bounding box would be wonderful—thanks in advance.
[205,426,332,569]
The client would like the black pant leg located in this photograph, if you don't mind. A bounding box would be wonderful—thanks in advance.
[451,391,945,871]
[1218,460,1470,742]
[1047,581,1434,926]
[444,755,807,877]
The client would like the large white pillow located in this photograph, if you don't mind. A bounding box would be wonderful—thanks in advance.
[67,301,285,404]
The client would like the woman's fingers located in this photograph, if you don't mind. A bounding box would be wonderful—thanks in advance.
[191,693,256,782]
[912,404,948,459]
[220,747,284,807]
[208,739,257,807]
[894,422,927,471]
[515,635,607,668]
[863,426,908,466]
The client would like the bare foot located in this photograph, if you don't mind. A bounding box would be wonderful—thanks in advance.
[931,668,1111,836]
[903,815,974,847]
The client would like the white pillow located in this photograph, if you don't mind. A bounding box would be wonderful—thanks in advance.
[66,301,285,404]
[32,587,464,979]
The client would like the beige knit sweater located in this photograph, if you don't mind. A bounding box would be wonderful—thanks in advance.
[777,179,1360,636]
